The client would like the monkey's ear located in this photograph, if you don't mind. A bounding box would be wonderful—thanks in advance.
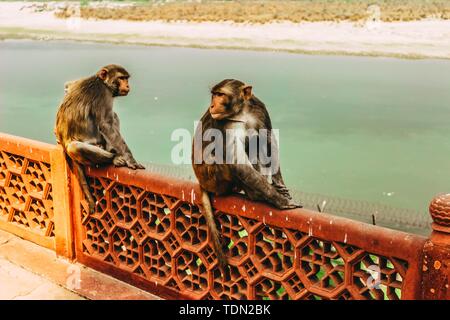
[97,68,108,81]
[242,85,253,100]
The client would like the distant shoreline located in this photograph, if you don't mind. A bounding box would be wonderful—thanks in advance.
[2,31,448,62]
[1,2,450,60]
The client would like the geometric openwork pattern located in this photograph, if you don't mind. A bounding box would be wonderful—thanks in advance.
[0,150,54,238]
[80,176,410,300]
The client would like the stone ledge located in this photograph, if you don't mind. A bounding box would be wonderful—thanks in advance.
[0,229,162,300]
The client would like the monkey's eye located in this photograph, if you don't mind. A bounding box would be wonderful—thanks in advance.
[213,92,225,97]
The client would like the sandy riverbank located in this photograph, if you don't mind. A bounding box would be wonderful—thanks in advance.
[0,2,449,59]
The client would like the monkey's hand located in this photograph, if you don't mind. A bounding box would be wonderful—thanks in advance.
[113,155,127,167]
[126,159,145,170]
[121,155,145,170]
[278,197,303,210]
[113,155,145,170]
[273,185,293,200]
[280,200,303,210]
[134,163,146,170]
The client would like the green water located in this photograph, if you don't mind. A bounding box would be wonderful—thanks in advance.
[1,40,450,226]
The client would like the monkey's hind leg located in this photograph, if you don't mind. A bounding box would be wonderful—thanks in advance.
[66,141,115,165]
[200,189,228,269]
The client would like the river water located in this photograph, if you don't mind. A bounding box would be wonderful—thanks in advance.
[1,40,450,233]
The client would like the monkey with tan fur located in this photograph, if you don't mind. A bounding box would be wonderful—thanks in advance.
[55,64,144,213]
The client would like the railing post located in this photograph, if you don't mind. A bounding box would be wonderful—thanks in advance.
[422,194,450,299]
[50,145,75,260]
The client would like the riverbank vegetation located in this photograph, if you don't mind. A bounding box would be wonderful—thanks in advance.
[53,0,450,23]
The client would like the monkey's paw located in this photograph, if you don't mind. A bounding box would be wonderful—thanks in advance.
[126,161,145,170]
[279,199,303,210]
[113,155,127,167]
[274,185,293,200]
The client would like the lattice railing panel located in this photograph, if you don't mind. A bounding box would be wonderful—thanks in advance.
[77,175,418,300]
[0,150,55,240]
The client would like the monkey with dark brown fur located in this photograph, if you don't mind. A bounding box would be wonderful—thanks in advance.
[55,64,144,213]
[192,79,302,267]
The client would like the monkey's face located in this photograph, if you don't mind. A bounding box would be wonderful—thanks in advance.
[209,84,253,120]
[209,91,235,120]
[97,66,131,97]
[114,76,130,97]
[106,74,130,97]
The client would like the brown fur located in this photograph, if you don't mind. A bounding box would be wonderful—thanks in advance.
[192,79,301,268]
[55,64,144,212]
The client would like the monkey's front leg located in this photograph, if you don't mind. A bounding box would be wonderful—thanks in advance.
[263,132,293,200]
[232,164,301,209]
[99,125,144,170]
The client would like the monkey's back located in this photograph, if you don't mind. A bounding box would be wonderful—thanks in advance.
[55,76,107,149]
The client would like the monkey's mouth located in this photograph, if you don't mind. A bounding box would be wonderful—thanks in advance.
[210,113,223,120]
[211,112,231,120]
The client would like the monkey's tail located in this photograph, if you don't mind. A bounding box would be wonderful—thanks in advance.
[201,189,228,269]
[73,161,96,214]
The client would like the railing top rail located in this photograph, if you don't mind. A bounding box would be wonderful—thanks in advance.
[88,165,427,262]
[0,132,56,163]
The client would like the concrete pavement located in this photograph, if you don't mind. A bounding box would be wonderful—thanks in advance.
[0,229,160,300]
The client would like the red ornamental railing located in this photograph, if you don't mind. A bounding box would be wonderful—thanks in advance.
[0,133,72,256]
[0,132,449,300]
